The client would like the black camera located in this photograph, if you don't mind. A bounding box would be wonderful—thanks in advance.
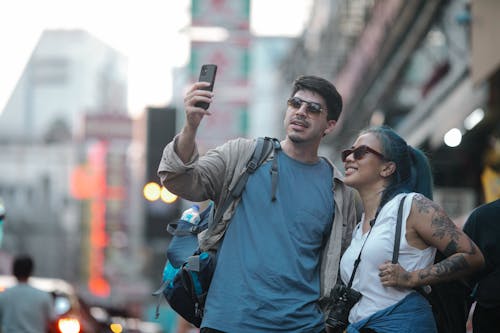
[324,283,362,331]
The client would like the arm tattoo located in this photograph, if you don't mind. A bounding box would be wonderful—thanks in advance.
[418,254,469,282]
[413,194,478,284]
[442,241,459,257]
[413,194,438,214]
[466,237,478,256]
[400,271,412,284]
[433,255,469,275]
[414,194,461,257]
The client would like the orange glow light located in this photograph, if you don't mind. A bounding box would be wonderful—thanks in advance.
[88,276,110,297]
[110,323,123,333]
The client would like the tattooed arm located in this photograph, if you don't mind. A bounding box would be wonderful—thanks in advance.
[379,194,484,288]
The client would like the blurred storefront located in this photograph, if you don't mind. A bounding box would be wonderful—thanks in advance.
[280,0,500,220]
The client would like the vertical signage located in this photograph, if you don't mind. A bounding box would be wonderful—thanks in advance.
[190,0,251,148]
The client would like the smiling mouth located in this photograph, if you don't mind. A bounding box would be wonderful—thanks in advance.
[344,166,357,174]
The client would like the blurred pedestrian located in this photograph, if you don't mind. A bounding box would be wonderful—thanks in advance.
[0,254,55,333]
[337,125,484,333]
[463,198,500,333]
[158,75,358,332]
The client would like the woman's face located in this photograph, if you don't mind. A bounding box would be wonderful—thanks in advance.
[342,132,391,190]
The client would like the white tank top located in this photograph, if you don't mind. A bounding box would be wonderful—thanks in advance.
[340,192,436,323]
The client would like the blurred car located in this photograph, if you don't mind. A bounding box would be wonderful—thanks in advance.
[0,275,111,333]
[88,305,165,333]
[107,316,164,333]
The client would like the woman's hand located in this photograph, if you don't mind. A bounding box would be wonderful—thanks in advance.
[378,261,414,288]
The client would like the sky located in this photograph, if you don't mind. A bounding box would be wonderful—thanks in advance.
[0,0,312,117]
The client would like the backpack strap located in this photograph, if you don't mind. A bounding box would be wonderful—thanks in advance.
[392,195,408,264]
[269,138,281,201]
[230,137,273,197]
[212,137,277,225]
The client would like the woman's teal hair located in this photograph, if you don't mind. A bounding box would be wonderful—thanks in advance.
[360,125,433,206]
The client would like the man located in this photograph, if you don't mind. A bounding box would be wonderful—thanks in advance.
[158,75,358,332]
[0,255,55,333]
[463,198,500,333]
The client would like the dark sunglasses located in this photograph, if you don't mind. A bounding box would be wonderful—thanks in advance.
[341,145,386,162]
[287,96,325,115]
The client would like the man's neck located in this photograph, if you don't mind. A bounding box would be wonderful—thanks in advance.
[280,139,320,164]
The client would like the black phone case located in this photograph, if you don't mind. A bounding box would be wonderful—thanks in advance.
[196,64,217,110]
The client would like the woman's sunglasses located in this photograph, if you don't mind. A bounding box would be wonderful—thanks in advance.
[341,145,386,162]
[287,96,325,115]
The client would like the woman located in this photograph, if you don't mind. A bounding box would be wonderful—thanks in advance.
[337,126,484,333]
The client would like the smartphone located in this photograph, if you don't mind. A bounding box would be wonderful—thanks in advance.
[195,64,217,110]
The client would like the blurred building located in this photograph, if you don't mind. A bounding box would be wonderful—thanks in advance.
[0,29,147,304]
[280,0,500,221]
[0,29,127,143]
[248,36,295,139]
[0,143,79,276]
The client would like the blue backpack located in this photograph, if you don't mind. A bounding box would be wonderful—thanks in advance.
[153,137,279,327]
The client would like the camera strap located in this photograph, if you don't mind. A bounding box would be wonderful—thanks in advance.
[347,194,407,289]
[391,195,407,263]
[346,216,377,289]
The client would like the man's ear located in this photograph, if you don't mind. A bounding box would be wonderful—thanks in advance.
[323,120,337,136]
[381,161,396,178]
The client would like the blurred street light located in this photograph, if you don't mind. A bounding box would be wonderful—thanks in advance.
[143,182,161,202]
[160,187,178,204]
[444,128,462,147]
[464,108,485,130]
[143,182,178,204]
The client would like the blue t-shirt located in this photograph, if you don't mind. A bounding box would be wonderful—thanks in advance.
[202,151,334,332]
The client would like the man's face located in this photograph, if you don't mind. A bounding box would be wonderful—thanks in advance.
[284,89,336,144]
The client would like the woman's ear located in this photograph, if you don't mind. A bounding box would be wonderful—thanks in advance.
[380,161,396,178]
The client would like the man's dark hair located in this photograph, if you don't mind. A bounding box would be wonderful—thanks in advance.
[291,75,343,121]
[12,255,34,280]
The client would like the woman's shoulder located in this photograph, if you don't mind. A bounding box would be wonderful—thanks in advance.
[387,192,428,210]
[376,193,419,223]
[406,193,447,228]
[384,192,416,209]
[407,193,440,212]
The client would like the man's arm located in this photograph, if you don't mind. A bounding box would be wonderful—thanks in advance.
[341,187,358,255]
[175,82,213,163]
[157,81,218,202]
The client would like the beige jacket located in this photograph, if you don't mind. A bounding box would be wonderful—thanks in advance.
[158,136,358,298]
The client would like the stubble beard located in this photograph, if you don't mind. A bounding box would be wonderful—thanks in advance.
[287,132,307,144]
